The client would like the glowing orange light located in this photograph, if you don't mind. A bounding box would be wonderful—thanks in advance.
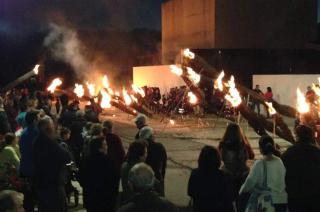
[296,88,309,114]
[183,48,195,59]
[74,84,84,98]
[47,78,62,93]
[214,71,225,91]
[224,76,242,107]
[188,92,197,104]
[170,65,183,76]
[265,102,277,115]
[100,89,111,109]
[187,67,200,84]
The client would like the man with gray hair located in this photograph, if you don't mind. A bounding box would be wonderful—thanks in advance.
[0,190,24,212]
[33,116,71,212]
[117,163,178,212]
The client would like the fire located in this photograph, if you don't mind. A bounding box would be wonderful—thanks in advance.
[170,65,183,76]
[224,76,242,107]
[122,89,132,105]
[86,82,96,96]
[115,91,120,96]
[265,102,277,116]
[47,78,62,93]
[33,64,40,75]
[107,88,114,95]
[74,84,84,98]
[188,92,197,104]
[102,75,109,88]
[130,94,138,103]
[187,67,201,84]
[169,119,175,125]
[183,48,195,59]
[214,71,225,91]
[86,101,91,106]
[296,88,309,114]
[100,89,111,109]
[312,83,320,97]
[132,84,146,97]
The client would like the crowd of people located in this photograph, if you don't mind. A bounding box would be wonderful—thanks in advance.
[1,86,320,212]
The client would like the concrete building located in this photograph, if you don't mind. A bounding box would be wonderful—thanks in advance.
[162,0,318,63]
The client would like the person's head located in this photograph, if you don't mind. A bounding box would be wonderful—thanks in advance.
[259,135,276,156]
[255,84,260,89]
[4,133,17,146]
[134,114,147,129]
[25,110,40,127]
[295,125,315,144]
[60,127,71,141]
[127,141,147,164]
[267,87,272,92]
[38,116,55,139]
[102,120,113,134]
[0,96,4,108]
[138,126,154,143]
[0,190,24,212]
[221,123,245,149]
[76,110,85,120]
[198,145,221,171]
[307,86,312,91]
[90,136,107,155]
[128,163,155,193]
[90,123,103,137]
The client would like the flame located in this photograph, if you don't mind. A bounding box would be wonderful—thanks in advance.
[102,75,109,88]
[33,64,40,75]
[265,102,277,115]
[74,84,84,98]
[188,92,197,104]
[100,89,111,109]
[296,88,309,114]
[187,67,201,84]
[115,91,120,96]
[122,89,132,105]
[86,101,91,106]
[132,84,145,97]
[107,88,114,95]
[47,78,62,93]
[170,65,183,76]
[94,97,98,103]
[224,76,242,107]
[183,48,195,59]
[169,119,175,125]
[130,94,138,103]
[214,71,225,91]
[86,82,96,96]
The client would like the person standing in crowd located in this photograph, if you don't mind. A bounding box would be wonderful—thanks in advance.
[117,163,178,212]
[82,123,104,158]
[138,126,167,197]
[79,137,118,212]
[19,110,39,212]
[240,135,287,212]
[218,123,254,209]
[0,97,12,135]
[0,190,24,212]
[188,146,234,212]
[264,87,273,118]
[134,114,152,140]
[0,133,20,172]
[121,141,148,203]
[282,125,320,212]
[33,116,71,212]
[251,85,263,115]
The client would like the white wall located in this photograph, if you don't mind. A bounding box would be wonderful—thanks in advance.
[133,65,186,94]
[253,75,320,107]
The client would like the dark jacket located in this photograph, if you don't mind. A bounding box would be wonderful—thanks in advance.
[0,110,11,134]
[282,142,320,200]
[105,132,125,176]
[188,168,235,212]
[117,191,178,212]
[33,132,71,189]
[79,152,118,211]
[146,141,167,182]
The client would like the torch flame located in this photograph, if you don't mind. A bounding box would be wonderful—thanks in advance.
[100,89,111,109]
[33,64,40,75]
[132,84,146,97]
[130,94,138,103]
[122,89,132,105]
[188,92,197,104]
[102,75,109,88]
[183,48,195,59]
[47,78,62,93]
[187,67,201,84]
[170,65,183,76]
[265,102,277,116]
[74,84,84,98]
[224,76,242,107]
[169,119,175,125]
[312,83,320,97]
[296,88,309,114]
[214,71,225,91]
[107,88,114,95]
[86,82,96,96]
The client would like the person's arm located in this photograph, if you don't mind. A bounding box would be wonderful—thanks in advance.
[187,170,196,198]
[4,147,20,169]
[239,160,262,194]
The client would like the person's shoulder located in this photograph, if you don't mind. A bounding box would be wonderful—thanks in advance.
[116,202,136,212]
[156,196,178,211]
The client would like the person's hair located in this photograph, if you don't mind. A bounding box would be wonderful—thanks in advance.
[37,116,53,133]
[60,127,71,138]
[90,136,105,155]
[128,163,155,192]
[138,126,154,142]
[25,110,39,126]
[127,142,147,165]
[90,123,103,136]
[220,123,246,150]
[267,87,272,92]
[4,133,16,146]
[0,190,24,212]
[76,110,85,119]
[259,135,275,155]
[102,120,113,131]
[295,125,315,144]
[84,122,93,131]
[198,145,221,171]
[134,114,147,126]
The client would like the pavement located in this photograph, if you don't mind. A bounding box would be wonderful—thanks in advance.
[68,108,294,211]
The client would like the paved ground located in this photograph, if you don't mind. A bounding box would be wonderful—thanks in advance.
[68,108,294,211]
